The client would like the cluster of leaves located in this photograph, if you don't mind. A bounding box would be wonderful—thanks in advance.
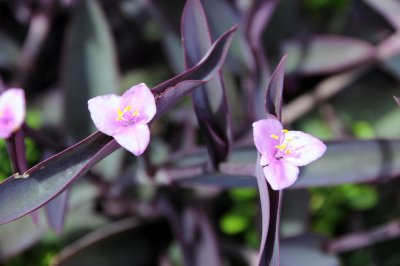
[1,0,400,266]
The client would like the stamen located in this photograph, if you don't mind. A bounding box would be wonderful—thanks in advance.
[132,109,140,117]
[270,134,279,140]
[282,129,289,133]
[123,105,132,112]
[275,144,287,151]
[285,149,291,155]
[116,116,125,122]
[117,108,123,117]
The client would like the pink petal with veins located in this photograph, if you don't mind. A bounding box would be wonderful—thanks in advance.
[263,159,299,190]
[284,131,327,167]
[113,124,150,156]
[253,118,282,159]
[0,88,25,138]
[121,83,156,124]
[88,94,123,136]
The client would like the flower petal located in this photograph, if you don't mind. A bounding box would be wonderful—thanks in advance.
[253,118,283,160]
[284,131,327,167]
[88,94,123,136]
[113,124,150,156]
[0,88,25,138]
[263,159,299,190]
[121,83,156,124]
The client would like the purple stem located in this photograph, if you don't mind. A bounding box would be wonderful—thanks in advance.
[5,137,19,173]
[14,129,28,172]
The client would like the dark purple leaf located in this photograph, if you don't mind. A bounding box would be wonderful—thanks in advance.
[201,0,255,75]
[281,234,339,266]
[0,215,46,262]
[266,55,288,120]
[395,96,400,106]
[254,154,271,266]
[44,190,69,234]
[363,0,400,31]
[182,0,232,166]
[284,36,375,75]
[174,139,400,189]
[63,0,119,139]
[0,132,116,224]
[55,218,170,266]
[327,220,400,253]
[0,25,236,224]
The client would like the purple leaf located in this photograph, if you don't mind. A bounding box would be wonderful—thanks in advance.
[254,154,271,265]
[44,190,69,234]
[182,0,232,166]
[395,96,400,106]
[284,36,375,75]
[363,0,400,31]
[266,55,288,120]
[0,25,236,224]
[0,215,46,262]
[63,0,120,139]
[175,139,400,189]
[281,234,339,265]
[201,0,255,75]
[55,218,170,266]
[0,132,116,224]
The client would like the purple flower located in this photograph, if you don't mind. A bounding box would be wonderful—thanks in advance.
[88,83,156,156]
[253,117,326,190]
[0,88,26,139]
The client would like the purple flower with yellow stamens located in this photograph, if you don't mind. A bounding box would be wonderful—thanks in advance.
[253,117,326,190]
[88,83,156,156]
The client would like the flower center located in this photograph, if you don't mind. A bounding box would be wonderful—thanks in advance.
[270,129,293,158]
[116,105,140,124]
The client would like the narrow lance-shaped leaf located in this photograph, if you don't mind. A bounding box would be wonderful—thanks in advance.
[363,0,400,31]
[173,139,400,189]
[44,190,69,234]
[284,36,375,76]
[266,55,287,120]
[63,0,119,140]
[201,0,255,75]
[260,55,288,266]
[0,26,236,224]
[182,0,232,167]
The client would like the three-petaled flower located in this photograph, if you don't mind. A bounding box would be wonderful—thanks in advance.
[253,117,326,190]
[0,88,26,139]
[88,83,156,156]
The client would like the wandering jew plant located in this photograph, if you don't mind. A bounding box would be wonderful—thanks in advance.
[0,88,25,139]
[253,117,326,190]
[0,0,399,265]
[88,83,156,155]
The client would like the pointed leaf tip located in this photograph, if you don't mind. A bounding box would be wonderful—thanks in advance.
[266,55,288,120]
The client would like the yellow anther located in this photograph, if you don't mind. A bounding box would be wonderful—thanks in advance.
[285,149,291,155]
[123,105,132,112]
[117,108,124,117]
[116,116,125,122]
[286,137,293,142]
[282,129,289,133]
[270,134,279,140]
[275,144,287,151]
[132,109,140,117]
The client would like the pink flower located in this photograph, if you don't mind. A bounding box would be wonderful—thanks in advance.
[0,88,26,139]
[88,83,156,156]
[253,118,326,190]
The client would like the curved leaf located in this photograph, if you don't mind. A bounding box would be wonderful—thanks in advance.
[63,0,119,139]
[173,139,400,189]
[182,0,232,166]
[284,36,375,75]
[0,26,236,224]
